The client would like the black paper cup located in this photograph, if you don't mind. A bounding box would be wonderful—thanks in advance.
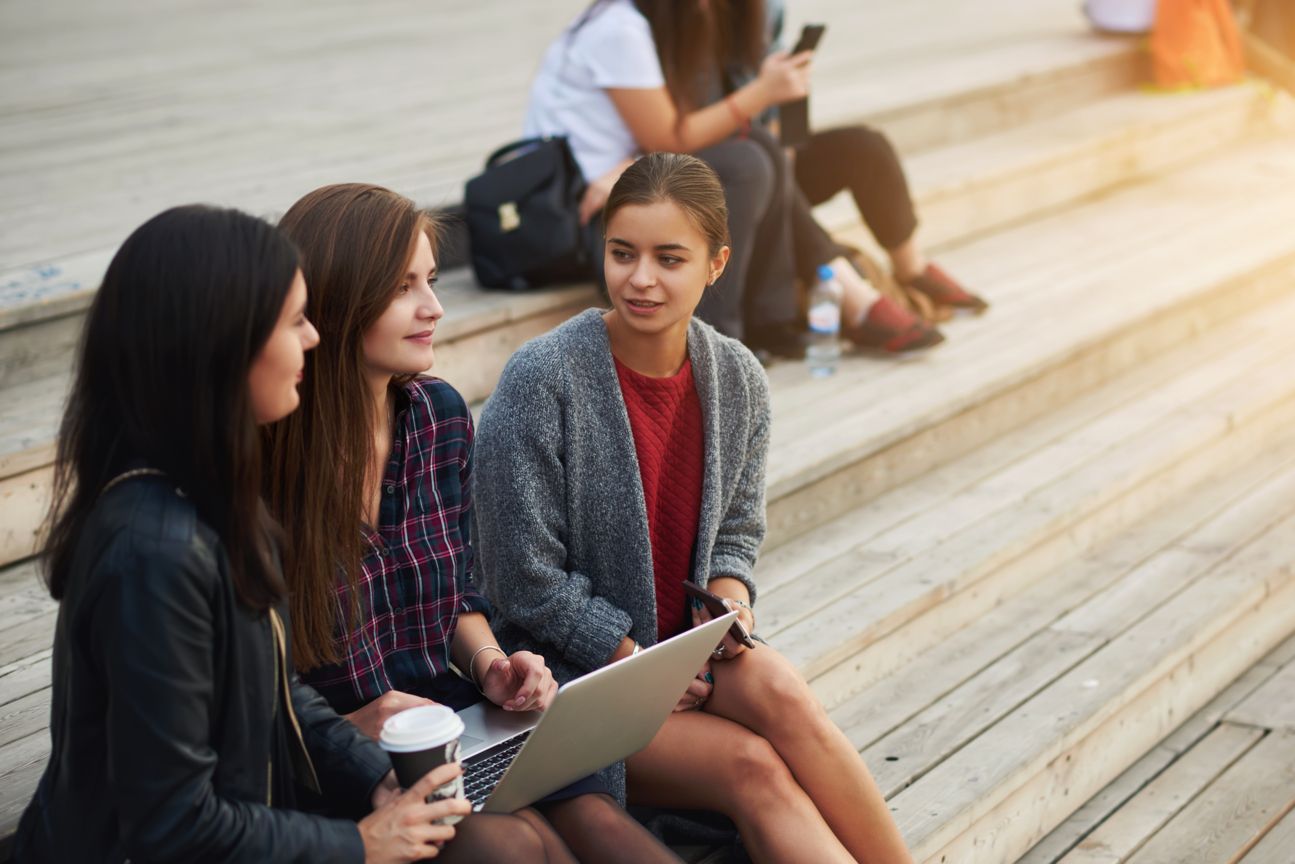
[378,705,467,824]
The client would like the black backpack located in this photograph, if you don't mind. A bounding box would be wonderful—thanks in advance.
[465,137,589,291]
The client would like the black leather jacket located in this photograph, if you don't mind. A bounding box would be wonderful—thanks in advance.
[16,475,390,863]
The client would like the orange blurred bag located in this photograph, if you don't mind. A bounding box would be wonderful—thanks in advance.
[1151,0,1246,88]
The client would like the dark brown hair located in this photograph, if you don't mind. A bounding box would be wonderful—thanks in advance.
[266,183,439,670]
[604,152,730,255]
[631,0,766,110]
[44,205,297,610]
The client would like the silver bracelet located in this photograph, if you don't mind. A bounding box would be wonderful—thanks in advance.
[468,645,506,689]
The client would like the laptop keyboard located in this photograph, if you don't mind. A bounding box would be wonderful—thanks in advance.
[463,730,531,806]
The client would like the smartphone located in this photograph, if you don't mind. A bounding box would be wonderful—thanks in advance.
[683,581,756,649]
[791,23,826,55]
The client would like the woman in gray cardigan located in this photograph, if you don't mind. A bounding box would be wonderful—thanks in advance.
[475,153,913,864]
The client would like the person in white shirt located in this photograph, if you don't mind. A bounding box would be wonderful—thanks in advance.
[524,0,813,355]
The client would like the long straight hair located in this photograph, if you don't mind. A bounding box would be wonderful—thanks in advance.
[266,183,440,670]
[631,0,766,110]
[43,205,297,609]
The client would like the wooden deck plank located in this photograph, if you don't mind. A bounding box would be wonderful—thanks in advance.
[1159,661,1289,756]
[0,732,48,850]
[1125,729,1295,864]
[768,144,1295,500]
[831,439,1295,754]
[0,0,1101,276]
[1239,804,1295,864]
[847,455,1295,804]
[1060,723,1265,863]
[763,286,1295,633]
[1021,636,1295,862]
[866,629,1103,798]
[1016,746,1178,864]
[0,653,50,707]
[890,509,1295,859]
[919,576,1295,864]
[775,339,1295,697]
[0,689,49,751]
[1225,658,1295,731]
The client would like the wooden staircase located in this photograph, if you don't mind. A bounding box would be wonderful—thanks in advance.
[4,2,1295,860]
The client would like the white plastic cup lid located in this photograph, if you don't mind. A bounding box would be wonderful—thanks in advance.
[378,705,465,753]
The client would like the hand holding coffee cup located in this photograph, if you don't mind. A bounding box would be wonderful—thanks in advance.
[379,705,468,825]
[477,649,558,712]
[357,762,469,863]
[347,689,438,740]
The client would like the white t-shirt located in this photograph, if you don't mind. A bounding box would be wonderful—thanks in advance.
[523,0,665,181]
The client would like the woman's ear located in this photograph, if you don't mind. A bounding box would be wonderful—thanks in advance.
[707,245,732,286]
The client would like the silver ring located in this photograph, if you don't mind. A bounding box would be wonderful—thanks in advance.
[712,645,726,658]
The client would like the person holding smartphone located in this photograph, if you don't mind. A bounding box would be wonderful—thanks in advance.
[524,0,945,359]
[475,153,914,864]
[15,206,468,863]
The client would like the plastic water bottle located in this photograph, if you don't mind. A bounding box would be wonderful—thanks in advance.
[807,264,843,377]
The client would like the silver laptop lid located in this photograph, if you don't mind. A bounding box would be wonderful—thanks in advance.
[481,611,738,814]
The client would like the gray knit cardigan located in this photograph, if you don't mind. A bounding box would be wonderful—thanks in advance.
[474,308,770,680]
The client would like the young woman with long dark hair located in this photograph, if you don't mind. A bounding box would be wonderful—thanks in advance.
[475,153,914,864]
[264,182,681,864]
[524,0,945,354]
[17,205,466,863]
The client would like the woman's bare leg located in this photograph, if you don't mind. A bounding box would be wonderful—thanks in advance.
[537,792,680,864]
[707,646,913,864]
[626,710,855,864]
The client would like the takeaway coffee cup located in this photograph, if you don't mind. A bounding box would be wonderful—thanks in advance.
[379,705,467,824]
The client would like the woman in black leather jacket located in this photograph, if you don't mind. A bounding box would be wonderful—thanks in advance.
[16,206,470,863]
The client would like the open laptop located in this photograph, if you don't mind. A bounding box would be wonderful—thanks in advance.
[457,611,738,813]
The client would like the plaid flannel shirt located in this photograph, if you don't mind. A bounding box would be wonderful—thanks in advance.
[301,378,490,715]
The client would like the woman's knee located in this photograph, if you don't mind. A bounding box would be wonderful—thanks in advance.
[725,730,798,804]
[729,648,827,731]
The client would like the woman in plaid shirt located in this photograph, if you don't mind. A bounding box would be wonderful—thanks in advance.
[264,183,681,864]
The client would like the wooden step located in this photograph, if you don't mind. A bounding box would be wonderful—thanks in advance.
[0,0,1133,286]
[887,493,1295,861]
[1022,634,1295,863]
[815,82,1290,256]
[0,1,1142,407]
[763,133,1295,550]
[760,286,1295,710]
[6,127,1295,571]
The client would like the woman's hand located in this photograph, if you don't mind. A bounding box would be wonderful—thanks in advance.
[346,691,439,740]
[479,650,558,712]
[754,50,813,107]
[371,769,401,810]
[579,160,632,225]
[691,579,756,662]
[673,662,713,712]
[359,763,471,863]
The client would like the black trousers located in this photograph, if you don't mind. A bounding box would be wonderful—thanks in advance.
[694,125,800,339]
[794,125,919,253]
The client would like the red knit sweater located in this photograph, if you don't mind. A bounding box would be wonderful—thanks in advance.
[614,356,705,641]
